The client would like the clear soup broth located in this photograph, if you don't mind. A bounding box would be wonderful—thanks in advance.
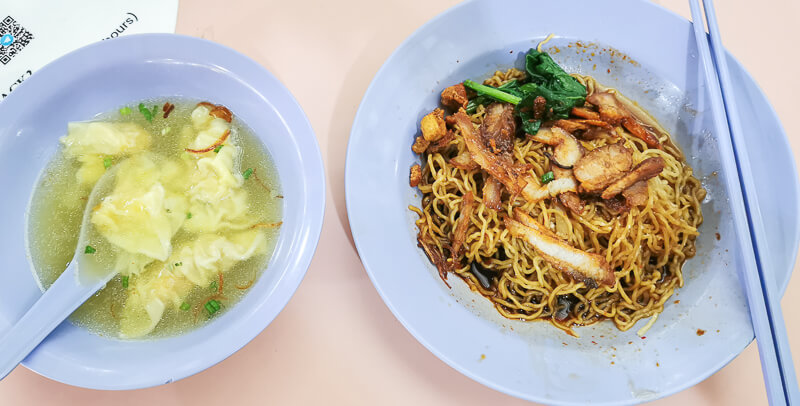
[27,99,282,339]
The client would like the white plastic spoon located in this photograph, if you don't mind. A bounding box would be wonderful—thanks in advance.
[0,167,119,380]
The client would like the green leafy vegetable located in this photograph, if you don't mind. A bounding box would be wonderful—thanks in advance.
[214,145,223,153]
[103,157,112,169]
[122,275,129,289]
[541,171,555,184]
[180,302,190,311]
[463,49,587,135]
[465,80,523,114]
[518,49,587,134]
[464,80,522,106]
[119,107,132,116]
[186,212,193,219]
[138,103,153,122]
[84,245,96,254]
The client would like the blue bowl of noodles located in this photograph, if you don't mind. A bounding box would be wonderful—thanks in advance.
[0,34,324,388]
[346,0,800,404]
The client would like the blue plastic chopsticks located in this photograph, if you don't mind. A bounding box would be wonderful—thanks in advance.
[688,0,799,403]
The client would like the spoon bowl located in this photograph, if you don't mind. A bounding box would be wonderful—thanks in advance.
[0,166,118,379]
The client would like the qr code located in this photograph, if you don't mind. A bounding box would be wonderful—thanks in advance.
[0,16,34,65]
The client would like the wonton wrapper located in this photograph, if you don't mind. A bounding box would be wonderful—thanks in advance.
[61,122,152,187]
[119,229,267,338]
[183,105,251,233]
[91,154,187,263]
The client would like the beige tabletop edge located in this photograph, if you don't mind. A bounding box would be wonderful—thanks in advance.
[1,0,799,405]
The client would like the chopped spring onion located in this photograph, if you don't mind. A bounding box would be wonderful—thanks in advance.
[186,212,193,219]
[214,145,223,153]
[138,103,153,122]
[541,171,555,184]
[122,275,129,289]
[204,299,221,315]
[463,79,522,105]
[119,106,132,115]
[84,245,96,254]
[174,262,182,267]
[209,280,218,291]
[243,168,254,180]
[103,157,112,169]
[180,302,190,311]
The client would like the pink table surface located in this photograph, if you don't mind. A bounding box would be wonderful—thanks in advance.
[2,0,799,404]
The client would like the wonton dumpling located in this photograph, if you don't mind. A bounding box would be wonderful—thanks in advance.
[119,229,267,338]
[91,155,186,262]
[175,229,267,286]
[119,264,192,338]
[61,122,152,186]
[183,105,252,233]
[61,122,151,157]
[92,182,174,261]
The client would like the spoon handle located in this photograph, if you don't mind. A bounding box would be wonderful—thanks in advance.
[0,261,108,380]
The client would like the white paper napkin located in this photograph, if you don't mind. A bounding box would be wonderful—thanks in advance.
[0,0,179,100]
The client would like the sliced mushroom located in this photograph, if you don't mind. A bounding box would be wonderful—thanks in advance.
[622,180,649,207]
[521,178,578,203]
[553,167,585,215]
[601,156,665,199]
[573,143,633,193]
[531,126,584,168]
[581,127,617,141]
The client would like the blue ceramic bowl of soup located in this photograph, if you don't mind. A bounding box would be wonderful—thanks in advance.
[0,34,325,389]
